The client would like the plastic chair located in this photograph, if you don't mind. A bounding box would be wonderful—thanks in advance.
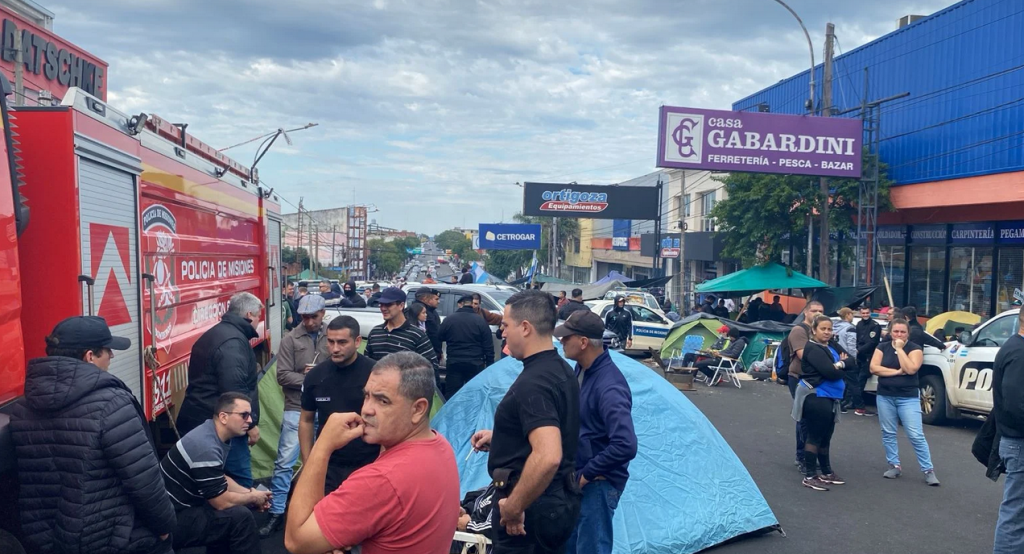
[709,356,743,389]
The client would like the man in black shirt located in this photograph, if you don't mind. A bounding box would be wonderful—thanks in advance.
[300,315,379,493]
[365,287,440,375]
[439,294,495,397]
[604,297,633,349]
[557,289,589,321]
[471,289,581,554]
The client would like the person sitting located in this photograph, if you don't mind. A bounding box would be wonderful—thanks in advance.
[285,352,460,554]
[769,295,787,322]
[161,392,271,554]
[680,325,730,367]
[695,327,748,383]
[713,299,731,319]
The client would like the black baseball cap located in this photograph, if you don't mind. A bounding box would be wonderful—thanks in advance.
[50,316,131,350]
[415,286,439,298]
[553,310,605,340]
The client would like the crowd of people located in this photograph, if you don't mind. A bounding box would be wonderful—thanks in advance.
[6,287,640,554]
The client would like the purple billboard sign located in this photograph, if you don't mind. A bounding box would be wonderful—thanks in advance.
[657,106,862,178]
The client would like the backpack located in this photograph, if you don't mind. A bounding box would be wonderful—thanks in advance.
[778,323,810,383]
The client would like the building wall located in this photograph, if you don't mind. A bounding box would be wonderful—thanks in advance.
[733,0,1024,187]
[565,218,593,272]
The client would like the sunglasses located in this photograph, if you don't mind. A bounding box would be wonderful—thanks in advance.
[224,411,252,421]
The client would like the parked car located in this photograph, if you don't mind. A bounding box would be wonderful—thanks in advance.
[601,288,666,315]
[587,299,674,355]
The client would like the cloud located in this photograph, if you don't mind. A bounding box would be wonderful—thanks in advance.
[42,0,950,234]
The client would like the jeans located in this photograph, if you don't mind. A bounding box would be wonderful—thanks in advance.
[224,434,253,488]
[788,378,806,461]
[995,436,1024,553]
[565,480,620,554]
[877,395,934,472]
[269,410,301,514]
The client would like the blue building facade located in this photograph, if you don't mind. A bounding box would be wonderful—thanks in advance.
[734,0,1024,318]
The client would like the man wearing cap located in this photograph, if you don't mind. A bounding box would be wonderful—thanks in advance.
[555,311,637,554]
[260,294,330,537]
[176,292,265,488]
[604,296,633,350]
[415,286,444,362]
[10,316,176,554]
[439,294,495,397]
[365,287,440,379]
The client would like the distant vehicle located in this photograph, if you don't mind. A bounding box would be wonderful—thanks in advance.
[587,299,674,354]
[601,289,665,315]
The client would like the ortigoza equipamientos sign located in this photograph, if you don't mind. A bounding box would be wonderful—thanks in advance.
[522,182,660,220]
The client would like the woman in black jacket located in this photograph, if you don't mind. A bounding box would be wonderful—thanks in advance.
[901,306,947,350]
[792,315,851,491]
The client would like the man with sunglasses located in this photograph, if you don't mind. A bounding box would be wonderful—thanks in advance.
[365,287,440,382]
[555,310,637,554]
[161,392,270,554]
[260,295,330,537]
[10,316,175,554]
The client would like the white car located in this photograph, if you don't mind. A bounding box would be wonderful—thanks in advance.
[601,289,665,315]
[587,299,674,354]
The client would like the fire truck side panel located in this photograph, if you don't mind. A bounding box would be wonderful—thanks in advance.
[13,109,87,367]
[0,110,24,405]
[135,134,267,419]
[265,213,282,354]
[76,152,144,400]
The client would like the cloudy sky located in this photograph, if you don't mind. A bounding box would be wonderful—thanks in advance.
[44,0,950,234]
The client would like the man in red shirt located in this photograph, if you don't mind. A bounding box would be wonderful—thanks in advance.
[284,351,460,554]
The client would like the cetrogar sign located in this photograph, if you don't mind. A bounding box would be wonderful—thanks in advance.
[523,182,660,220]
[657,106,862,178]
[478,224,542,250]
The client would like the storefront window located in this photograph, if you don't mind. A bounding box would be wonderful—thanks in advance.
[948,247,994,318]
[908,246,946,316]
[996,248,1024,314]
[877,245,906,308]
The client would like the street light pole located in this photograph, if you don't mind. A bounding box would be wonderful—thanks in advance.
[773,0,816,114]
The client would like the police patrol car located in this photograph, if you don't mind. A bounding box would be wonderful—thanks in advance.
[587,299,674,354]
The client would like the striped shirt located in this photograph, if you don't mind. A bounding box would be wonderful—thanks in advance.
[159,419,230,510]
[364,319,440,370]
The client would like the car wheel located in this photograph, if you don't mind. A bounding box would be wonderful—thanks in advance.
[919,374,947,426]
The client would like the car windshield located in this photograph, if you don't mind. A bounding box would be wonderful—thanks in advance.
[486,289,516,306]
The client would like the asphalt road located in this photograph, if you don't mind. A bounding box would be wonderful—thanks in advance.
[256,373,1003,554]
[688,379,1003,554]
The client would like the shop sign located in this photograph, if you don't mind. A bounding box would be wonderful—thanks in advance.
[0,16,106,99]
[523,182,660,220]
[477,224,541,250]
[910,225,947,245]
[950,223,995,244]
[612,220,631,251]
[876,226,906,245]
[661,247,680,258]
[998,221,1024,244]
[657,106,862,178]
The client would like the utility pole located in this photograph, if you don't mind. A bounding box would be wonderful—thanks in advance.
[552,217,559,279]
[331,224,337,267]
[819,22,835,283]
[314,227,320,276]
[297,198,304,270]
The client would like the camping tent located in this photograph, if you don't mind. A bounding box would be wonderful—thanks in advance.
[696,263,827,296]
[810,286,879,315]
[594,270,633,285]
[925,310,982,336]
[660,318,723,358]
[662,314,792,370]
[433,347,779,553]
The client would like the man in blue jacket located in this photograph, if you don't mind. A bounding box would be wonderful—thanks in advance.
[554,310,638,554]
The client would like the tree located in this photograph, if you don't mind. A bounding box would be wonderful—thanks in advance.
[368,239,405,277]
[711,152,892,273]
[485,249,533,281]
[434,230,467,253]
[282,246,310,267]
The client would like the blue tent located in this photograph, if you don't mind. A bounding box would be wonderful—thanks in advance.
[433,347,779,554]
[594,270,633,285]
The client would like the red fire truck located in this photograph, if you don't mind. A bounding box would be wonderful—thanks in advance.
[0,74,284,545]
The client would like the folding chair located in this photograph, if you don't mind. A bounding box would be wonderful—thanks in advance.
[666,335,704,372]
[709,356,742,389]
[453,530,491,553]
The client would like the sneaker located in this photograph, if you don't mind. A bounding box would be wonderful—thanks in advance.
[883,464,902,479]
[819,473,846,485]
[924,470,941,486]
[854,409,876,417]
[802,476,830,491]
[840,405,849,414]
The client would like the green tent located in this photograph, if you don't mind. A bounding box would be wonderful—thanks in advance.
[696,262,827,296]
[660,319,723,359]
[740,332,787,370]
